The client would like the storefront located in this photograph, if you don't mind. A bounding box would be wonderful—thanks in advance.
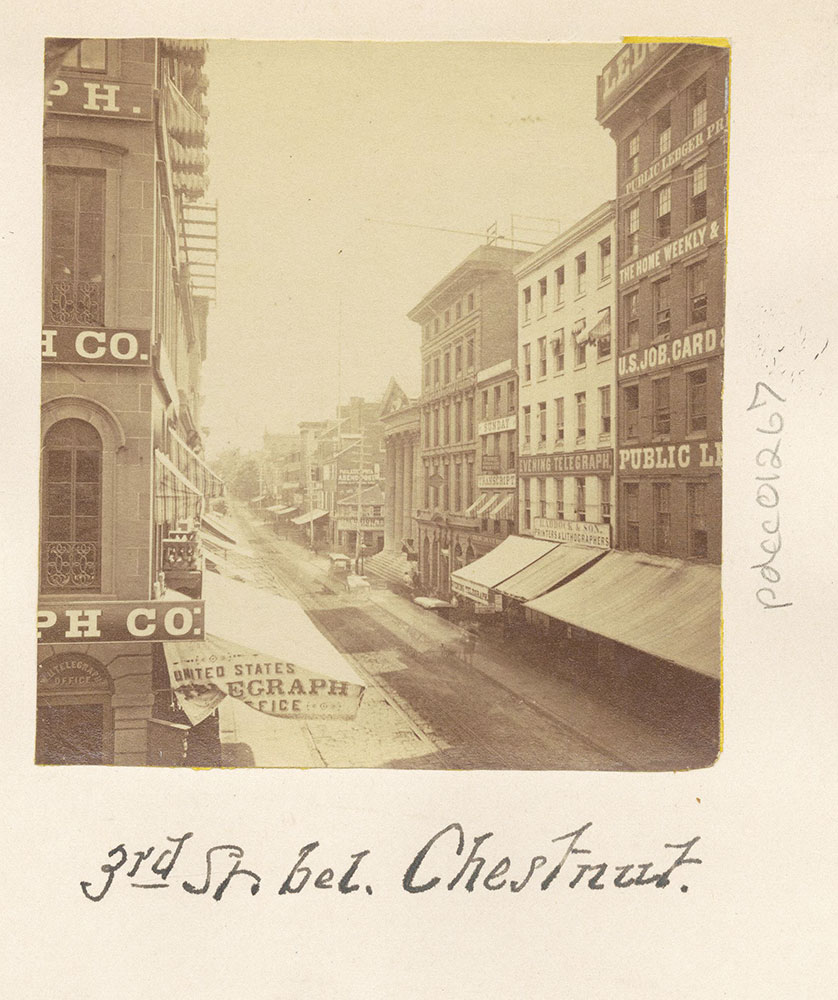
[450,534,558,615]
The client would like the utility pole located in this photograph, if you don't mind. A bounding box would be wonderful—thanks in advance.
[335,299,342,552]
[355,417,364,574]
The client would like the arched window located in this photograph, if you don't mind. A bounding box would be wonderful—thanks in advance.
[41,418,102,591]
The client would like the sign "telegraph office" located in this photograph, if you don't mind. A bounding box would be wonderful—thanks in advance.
[42,327,152,366]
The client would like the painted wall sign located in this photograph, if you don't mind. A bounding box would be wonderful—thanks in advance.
[618,327,724,376]
[46,77,154,120]
[37,600,205,644]
[337,470,379,484]
[617,440,722,473]
[38,653,111,691]
[42,327,152,366]
[597,43,673,116]
[622,117,727,197]
[478,414,517,436]
[519,448,613,476]
[619,220,724,287]
[477,473,516,489]
[336,517,384,532]
[531,518,612,549]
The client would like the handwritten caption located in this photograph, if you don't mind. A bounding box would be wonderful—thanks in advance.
[79,823,703,902]
[747,382,791,609]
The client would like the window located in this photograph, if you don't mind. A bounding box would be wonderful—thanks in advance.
[625,203,640,258]
[689,76,707,132]
[522,343,532,382]
[466,396,474,439]
[555,265,565,305]
[507,380,516,414]
[575,253,587,295]
[456,301,462,321]
[626,131,640,177]
[434,318,440,335]
[45,169,106,326]
[596,307,612,359]
[653,483,671,554]
[687,482,709,558]
[575,392,586,442]
[622,290,639,349]
[623,384,640,438]
[468,292,475,312]
[455,344,463,375]
[623,483,640,549]
[654,277,671,338]
[423,410,431,447]
[481,389,489,419]
[433,408,440,446]
[687,260,707,325]
[554,479,565,519]
[61,39,107,71]
[657,104,672,155]
[443,404,451,445]
[522,406,531,447]
[466,461,474,509]
[552,330,565,373]
[41,419,102,591]
[443,352,451,384]
[599,237,611,281]
[538,276,548,315]
[689,161,708,224]
[652,377,671,435]
[538,401,547,444]
[688,369,708,432]
[433,357,440,385]
[575,477,586,522]
[467,338,475,369]
[573,320,587,367]
[444,309,451,327]
[493,385,502,416]
[454,401,462,443]
[600,478,611,525]
[522,286,532,322]
[655,185,671,239]
[454,462,462,511]
[522,478,531,530]
[536,477,546,518]
[538,337,547,377]
[599,386,611,435]
[424,361,431,388]
[507,434,516,470]
[555,398,565,445]
[423,463,430,508]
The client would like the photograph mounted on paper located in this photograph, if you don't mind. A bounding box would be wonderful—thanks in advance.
[37,39,727,770]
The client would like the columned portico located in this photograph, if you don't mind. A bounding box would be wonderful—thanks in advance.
[384,440,397,548]
[393,438,405,545]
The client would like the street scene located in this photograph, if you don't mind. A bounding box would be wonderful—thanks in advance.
[37,39,726,770]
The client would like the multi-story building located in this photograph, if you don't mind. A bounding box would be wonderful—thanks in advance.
[516,201,616,552]
[473,359,518,533]
[38,38,221,766]
[409,244,529,598]
[596,43,727,563]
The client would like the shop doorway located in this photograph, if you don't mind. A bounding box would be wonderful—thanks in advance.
[36,703,107,765]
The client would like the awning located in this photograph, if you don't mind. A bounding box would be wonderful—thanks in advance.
[199,532,256,560]
[155,448,203,524]
[267,504,296,514]
[485,493,515,519]
[524,551,722,678]
[164,573,365,723]
[291,509,329,525]
[200,512,238,545]
[168,428,224,500]
[451,535,558,605]
[414,596,453,610]
[496,543,607,602]
[250,494,268,504]
[465,492,500,517]
[573,319,588,345]
[588,309,611,342]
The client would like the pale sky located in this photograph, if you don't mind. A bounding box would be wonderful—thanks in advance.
[201,41,621,456]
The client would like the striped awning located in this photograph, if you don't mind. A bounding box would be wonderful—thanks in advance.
[588,309,611,342]
[169,428,224,499]
[465,492,499,517]
[155,449,203,525]
[573,319,588,345]
[486,493,515,519]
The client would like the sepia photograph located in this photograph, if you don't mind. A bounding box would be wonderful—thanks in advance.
[37,38,727,771]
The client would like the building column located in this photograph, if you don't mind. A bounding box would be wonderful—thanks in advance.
[384,439,397,550]
[393,437,404,545]
[402,435,413,544]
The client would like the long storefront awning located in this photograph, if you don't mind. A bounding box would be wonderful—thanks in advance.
[451,535,558,605]
[200,513,239,545]
[155,448,203,524]
[267,504,298,516]
[524,551,722,678]
[169,428,224,500]
[164,573,365,724]
[496,543,607,602]
[291,509,329,525]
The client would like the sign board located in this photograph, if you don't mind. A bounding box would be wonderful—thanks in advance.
[596,43,675,118]
[451,576,490,605]
[618,219,724,287]
[338,470,378,484]
[617,440,722,473]
[38,653,112,692]
[477,473,516,489]
[336,517,384,532]
[480,455,501,473]
[519,448,613,476]
[41,327,152,367]
[478,414,516,436]
[622,117,727,198]
[46,77,154,121]
[37,600,205,644]
[531,518,612,549]
[618,327,723,377]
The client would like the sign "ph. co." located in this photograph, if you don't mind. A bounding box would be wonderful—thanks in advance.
[37,600,205,644]
[42,327,152,367]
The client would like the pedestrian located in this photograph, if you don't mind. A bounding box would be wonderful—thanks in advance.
[461,624,477,666]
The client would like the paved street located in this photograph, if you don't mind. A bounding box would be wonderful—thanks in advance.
[214,504,703,770]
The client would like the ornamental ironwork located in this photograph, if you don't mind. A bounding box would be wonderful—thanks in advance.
[44,541,99,589]
[47,280,104,326]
